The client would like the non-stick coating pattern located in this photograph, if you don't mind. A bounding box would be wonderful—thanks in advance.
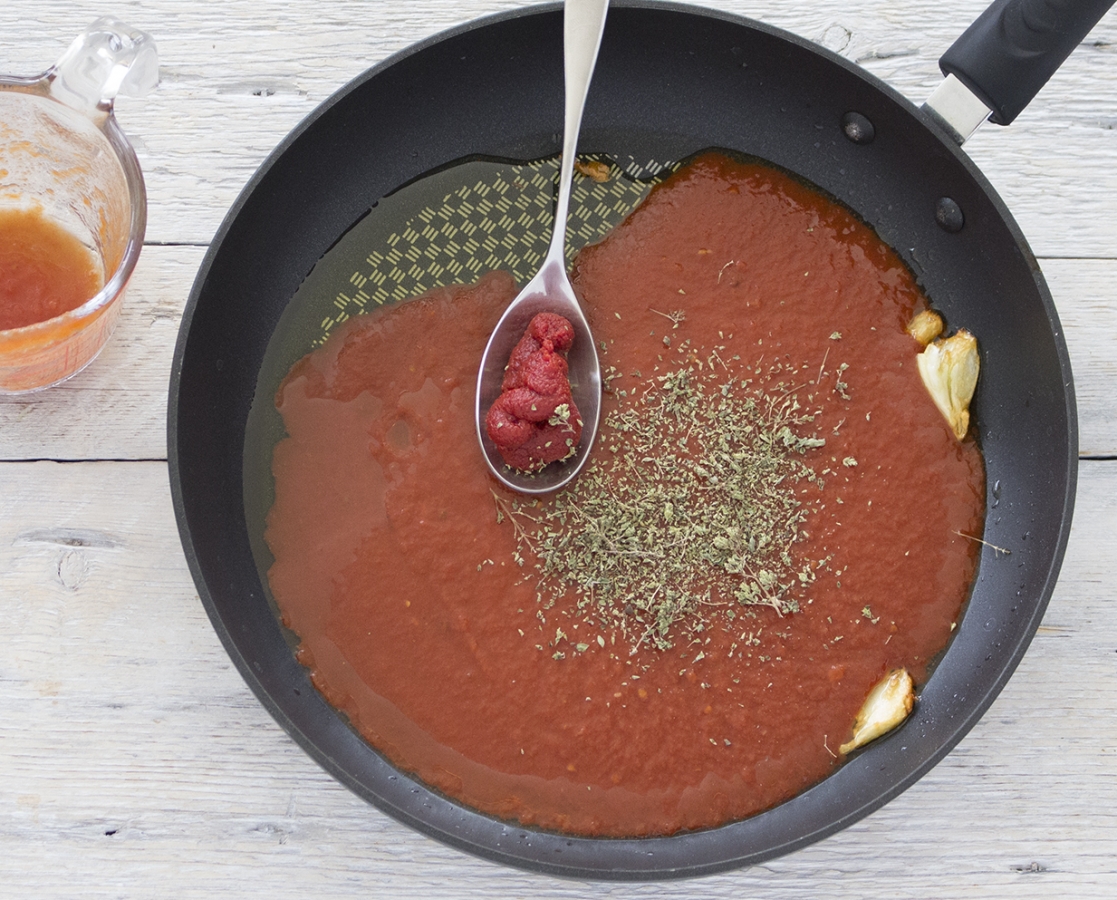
[169,1,1075,878]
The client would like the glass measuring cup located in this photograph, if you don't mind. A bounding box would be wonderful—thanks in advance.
[0,17,158,393]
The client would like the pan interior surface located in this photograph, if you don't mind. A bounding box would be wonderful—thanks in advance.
[242,151,678,565]
[170,1,1076,879]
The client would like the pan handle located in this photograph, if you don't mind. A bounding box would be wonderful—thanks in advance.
[939,0,1114,126]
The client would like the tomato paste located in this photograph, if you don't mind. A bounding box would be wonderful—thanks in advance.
[485,312,582,471]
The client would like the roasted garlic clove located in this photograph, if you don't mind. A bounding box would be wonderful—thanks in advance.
[839,668,915,755]
[907,309,944,347]
[916,329,979,441]
[574,159,611,183]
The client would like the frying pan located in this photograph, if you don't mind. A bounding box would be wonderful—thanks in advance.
[169,0,1100,879]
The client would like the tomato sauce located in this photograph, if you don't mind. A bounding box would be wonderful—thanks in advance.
[265,152,984,836]
[0,207,102,331]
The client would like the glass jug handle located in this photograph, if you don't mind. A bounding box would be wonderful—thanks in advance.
[48,16,159,113]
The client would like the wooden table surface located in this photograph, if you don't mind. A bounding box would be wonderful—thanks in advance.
[3,1,1116,896]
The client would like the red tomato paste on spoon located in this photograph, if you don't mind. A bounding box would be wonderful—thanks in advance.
[485,312,583,472]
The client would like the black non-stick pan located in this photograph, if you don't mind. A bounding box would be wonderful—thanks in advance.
[169,0,1103,879]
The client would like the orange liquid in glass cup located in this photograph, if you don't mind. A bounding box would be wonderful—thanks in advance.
[0,17,156,393]
[0,207,104,332]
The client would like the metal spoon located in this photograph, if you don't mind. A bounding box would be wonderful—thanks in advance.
[475,0,608,495]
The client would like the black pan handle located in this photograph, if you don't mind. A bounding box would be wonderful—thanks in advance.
[939,0,1115,125]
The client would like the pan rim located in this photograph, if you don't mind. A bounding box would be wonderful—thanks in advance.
[168,0,1078,880]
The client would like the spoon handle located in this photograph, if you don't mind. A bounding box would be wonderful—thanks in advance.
[548,0,610,265]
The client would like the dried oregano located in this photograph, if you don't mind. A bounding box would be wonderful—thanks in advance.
[500,356,829,653]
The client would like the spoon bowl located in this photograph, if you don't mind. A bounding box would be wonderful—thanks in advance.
[475,0,608,495]
[476,252,601,495]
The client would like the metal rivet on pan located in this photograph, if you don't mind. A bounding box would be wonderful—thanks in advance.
[841,111,875,144]
[935,197,965,233]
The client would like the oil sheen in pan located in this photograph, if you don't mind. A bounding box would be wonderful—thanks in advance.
[242,152,680,602]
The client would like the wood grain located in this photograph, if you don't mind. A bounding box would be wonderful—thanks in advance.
[1,1,1114,252]
[1,460,1114,896]
[1,253,1113,463]
[0,247,201,462]
[3,1,1117,895]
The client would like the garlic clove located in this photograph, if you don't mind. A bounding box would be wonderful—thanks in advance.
[574,159,611,183]
[907,309,944,347]
[916,329,979,441]
[839,668,915,755]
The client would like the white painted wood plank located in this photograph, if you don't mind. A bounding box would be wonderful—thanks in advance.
[1043,258,1117,459]
[0,459,1115,896]
[1,1,1115,255]
[3,0,1117,894]
[0,246,202,462]
[1,252,1113,463]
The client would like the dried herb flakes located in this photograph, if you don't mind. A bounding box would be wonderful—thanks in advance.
[503,359,829,653]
